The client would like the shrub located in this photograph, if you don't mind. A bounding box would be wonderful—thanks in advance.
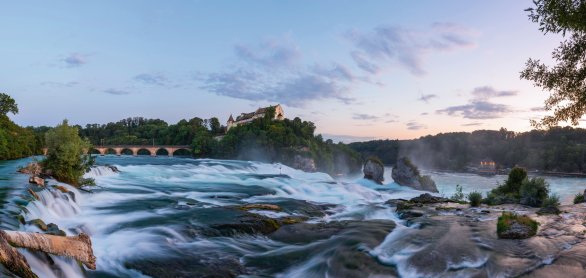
[574,193,585,204]
[542,194,560,208]
[468,191,483,207]
[538,194,561,215]
[451,184,464,201]
[42,120,94,186]
[504,167,528,194]
[519,177,550,207]
[484,191,518,205]
[497,212,539,239]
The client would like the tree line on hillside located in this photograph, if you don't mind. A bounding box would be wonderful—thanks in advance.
[0,93,42,160]
[30,107,362,175]
[349,127,586,173]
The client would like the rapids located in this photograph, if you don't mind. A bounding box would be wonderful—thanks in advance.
[1,156,586,277]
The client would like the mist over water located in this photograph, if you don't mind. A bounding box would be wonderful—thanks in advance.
[1,156,586,277]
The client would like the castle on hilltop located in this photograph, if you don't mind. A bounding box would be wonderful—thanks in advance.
[227,104,285,131]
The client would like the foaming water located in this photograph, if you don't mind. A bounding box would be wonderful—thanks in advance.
[2,156,585,277]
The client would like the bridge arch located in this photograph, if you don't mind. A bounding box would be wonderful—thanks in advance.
[156,148,169,156]
[120,148,134,156]
[88,148,102,155]
[170,147,191,157]
[136,148,152,156]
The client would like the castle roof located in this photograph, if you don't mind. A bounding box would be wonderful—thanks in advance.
[233,104,280,122]
[228,114,234,122]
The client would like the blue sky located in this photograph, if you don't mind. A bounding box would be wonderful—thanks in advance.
[0,1,563,141]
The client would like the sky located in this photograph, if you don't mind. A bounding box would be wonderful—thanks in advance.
[0,1,566,141]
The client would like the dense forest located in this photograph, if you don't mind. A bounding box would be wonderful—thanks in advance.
[0,93,42,160]
[0,115,41,160]
[52,108,363,175]
[349,127,586,173]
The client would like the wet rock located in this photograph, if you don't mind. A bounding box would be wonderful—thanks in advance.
[251,220,397,277]
[292,155,317,172]
[395,200,422,211]
[46,223,67,236]
[270,220,395,244]
[53,185,69,193]
[18,162,42,175]
[210,213,281,236]
[238,203,282,211]
[398,210,424,219]
[267,198,334,217]
[28,219,48,231]
[363,157,384,184]
[28,176,44,186]
[106,165,120,173]
[410,193,450,204]
[27,188,40,200]
[126,255,245,278]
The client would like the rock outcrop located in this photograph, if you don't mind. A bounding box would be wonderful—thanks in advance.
[292,155,317,172]
[28,176,44,187]
[363,157,384,184]
[497,212,538,239]
[391,157,438,192]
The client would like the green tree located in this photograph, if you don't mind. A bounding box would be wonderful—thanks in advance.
[43,120,93,186]
[504,167,528,194]
[0,93,18,116]
[521,0,586,127]
[208,117,222,135]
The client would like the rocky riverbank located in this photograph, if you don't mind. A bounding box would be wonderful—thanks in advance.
[382,193,586,277]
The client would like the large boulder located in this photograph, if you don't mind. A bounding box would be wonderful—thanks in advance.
[363,157,384,184]
[391,157,438,192]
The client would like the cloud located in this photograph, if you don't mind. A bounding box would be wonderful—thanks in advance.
[353,113,379,120]
[103,88,131,95]
[406,121,426,130]
[346,22,476,76]
[418,94,438,103]
[436,86,517,119]
[436,100,513,119]
[234,39,301,68]
[134,73,167,86]
[462,122,483,126]
[471,86,517,100]
[199,38,357,107]
[40,81,79,88]
[420,112,429,116]
[62,53,88,67]
[530,106,546,112]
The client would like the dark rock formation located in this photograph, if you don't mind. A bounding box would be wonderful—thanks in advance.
[292,155,316,172]
[410,193,449,204]
[363,157,384,184]
[391,157,438,192]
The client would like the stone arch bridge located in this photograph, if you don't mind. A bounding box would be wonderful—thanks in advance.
[41,145,192,157]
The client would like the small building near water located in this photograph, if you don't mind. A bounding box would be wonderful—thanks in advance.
[477,159,497,175]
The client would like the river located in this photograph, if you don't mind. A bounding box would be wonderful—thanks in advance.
[1,156,586,277]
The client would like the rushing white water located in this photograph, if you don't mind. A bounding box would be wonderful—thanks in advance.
[9,157,586,277]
